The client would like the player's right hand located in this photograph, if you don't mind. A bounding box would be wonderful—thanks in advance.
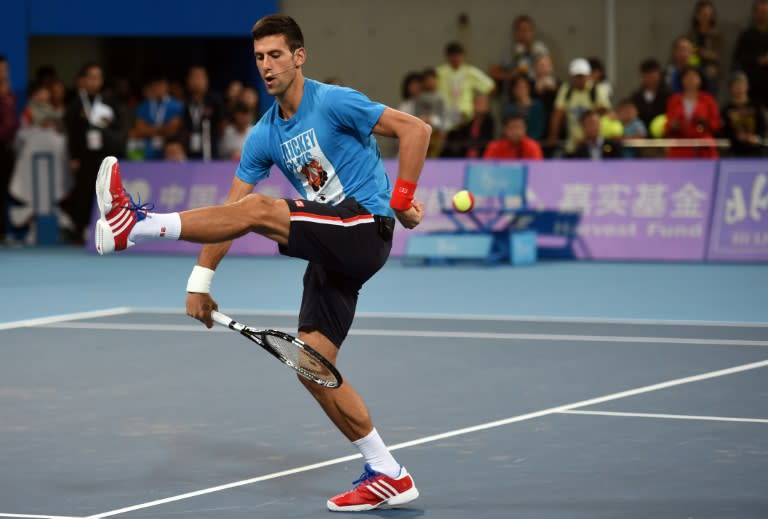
[394,199,424,229]
[186,292,219,329]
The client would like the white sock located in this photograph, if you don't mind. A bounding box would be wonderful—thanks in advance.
[128,212,182,243]
[352,428,401,478]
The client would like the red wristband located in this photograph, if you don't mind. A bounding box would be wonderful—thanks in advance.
[390,178,417,211]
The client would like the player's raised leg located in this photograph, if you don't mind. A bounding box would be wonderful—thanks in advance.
[94,156,289,255]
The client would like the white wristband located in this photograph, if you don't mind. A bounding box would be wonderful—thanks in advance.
[186,265,215,293]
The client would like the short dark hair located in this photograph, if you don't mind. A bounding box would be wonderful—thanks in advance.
[503,112,526,126]
[27,81,48,96]
[639,58,661,73]
[0,55,7,64]
[513,15,534,29]
[251,14,304,52]
[421,68,437,79]
[78,62,100,78]
[691,0,716,29]
[680,65,702,82]
[618,98,636,109]
[444,41,464,56]
[401,71,422,100]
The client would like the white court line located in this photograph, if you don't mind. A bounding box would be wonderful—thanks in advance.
[83,358,768,519]
[0,308,133,331]
[0,514,85,519]
[38,322,768,347]
[560,409,768,424]
[133,307,768,328]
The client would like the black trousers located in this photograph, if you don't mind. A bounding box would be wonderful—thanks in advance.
[62,155,102,237]
[0,142,16,238]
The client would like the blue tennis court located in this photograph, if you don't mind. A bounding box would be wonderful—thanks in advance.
[1,248,767,518]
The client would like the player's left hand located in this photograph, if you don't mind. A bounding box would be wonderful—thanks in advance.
[394,199,424,229]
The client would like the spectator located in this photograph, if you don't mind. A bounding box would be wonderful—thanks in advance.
[569,110,623,159]
[502,75,546,141]
[688,0,722,96]
[48,78,68,127]
[224,79,244,120]
[414,68,448,157]
[531,54,561,147]
[182,65,224,160]
[483,113,543,160]
[21,82,60,130]
[163,137,187,162]
[130,75,183,160]
[732,0,768,109]
[441,94,495,158]
[219,102,254,161]
[168,78,186,104]
[587,57,613,104]
[0,55,20,244]
[61,63,123,243]
[547,58,611,156]
[617,99,647,139]
[488,15,549,101]
[630,58,671,131]
[665,36,714,94]
[436,41,495,130]
[664,66,721,158]
[616,99,647,158]
[721,72,766,156]
[398,71,423,116]
[238,86,261,124]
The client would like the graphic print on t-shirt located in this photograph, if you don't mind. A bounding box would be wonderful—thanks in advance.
[280,128,344,204]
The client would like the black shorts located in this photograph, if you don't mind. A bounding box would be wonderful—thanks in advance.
[279,197,394,347]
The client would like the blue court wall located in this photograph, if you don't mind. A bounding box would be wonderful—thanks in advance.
[0,0,278,102]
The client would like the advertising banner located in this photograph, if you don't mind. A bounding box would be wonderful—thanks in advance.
[525,160,717,260]
[707,160,768,261]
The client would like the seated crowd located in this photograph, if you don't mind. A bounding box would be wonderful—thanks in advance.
[399,1,768,161]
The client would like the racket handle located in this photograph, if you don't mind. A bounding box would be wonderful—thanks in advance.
[211,310,234,328]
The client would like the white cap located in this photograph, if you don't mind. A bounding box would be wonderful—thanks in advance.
[569,58,591,76]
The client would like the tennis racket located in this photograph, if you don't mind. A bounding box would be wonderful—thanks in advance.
[211,310,342,389]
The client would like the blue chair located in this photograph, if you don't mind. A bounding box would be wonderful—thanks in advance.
[405,163,537,265]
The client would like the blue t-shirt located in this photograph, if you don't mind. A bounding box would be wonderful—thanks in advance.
[236,78,392,216]
[135,96,184,159]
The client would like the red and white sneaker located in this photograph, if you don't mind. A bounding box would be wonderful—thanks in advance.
[327,464,419,512]
[94,156,151,255]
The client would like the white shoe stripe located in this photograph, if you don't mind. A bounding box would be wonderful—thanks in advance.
[112,216,134,237]
[107,208,130,226]
[367,484,388,501]
[377,480,398,495]
[371,481,395,498]
[109,213,132,234]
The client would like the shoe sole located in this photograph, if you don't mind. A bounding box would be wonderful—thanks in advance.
[94,156,118,255]
[326,485,419,512]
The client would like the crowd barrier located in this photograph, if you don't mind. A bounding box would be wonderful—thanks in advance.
[83,158,767,262]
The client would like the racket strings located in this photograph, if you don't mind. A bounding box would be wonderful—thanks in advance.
[264,335,336,382]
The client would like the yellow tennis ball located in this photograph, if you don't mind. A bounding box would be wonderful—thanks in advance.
[600,116,623,138]
[650,114,667,138]
[452,190,475,213]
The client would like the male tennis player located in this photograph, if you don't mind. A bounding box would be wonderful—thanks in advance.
[94,14,429,512]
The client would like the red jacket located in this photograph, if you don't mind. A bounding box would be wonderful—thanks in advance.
[483,136,543,160]
[664,91,721,158]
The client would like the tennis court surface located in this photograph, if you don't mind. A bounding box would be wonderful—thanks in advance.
[2,308,767,519]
